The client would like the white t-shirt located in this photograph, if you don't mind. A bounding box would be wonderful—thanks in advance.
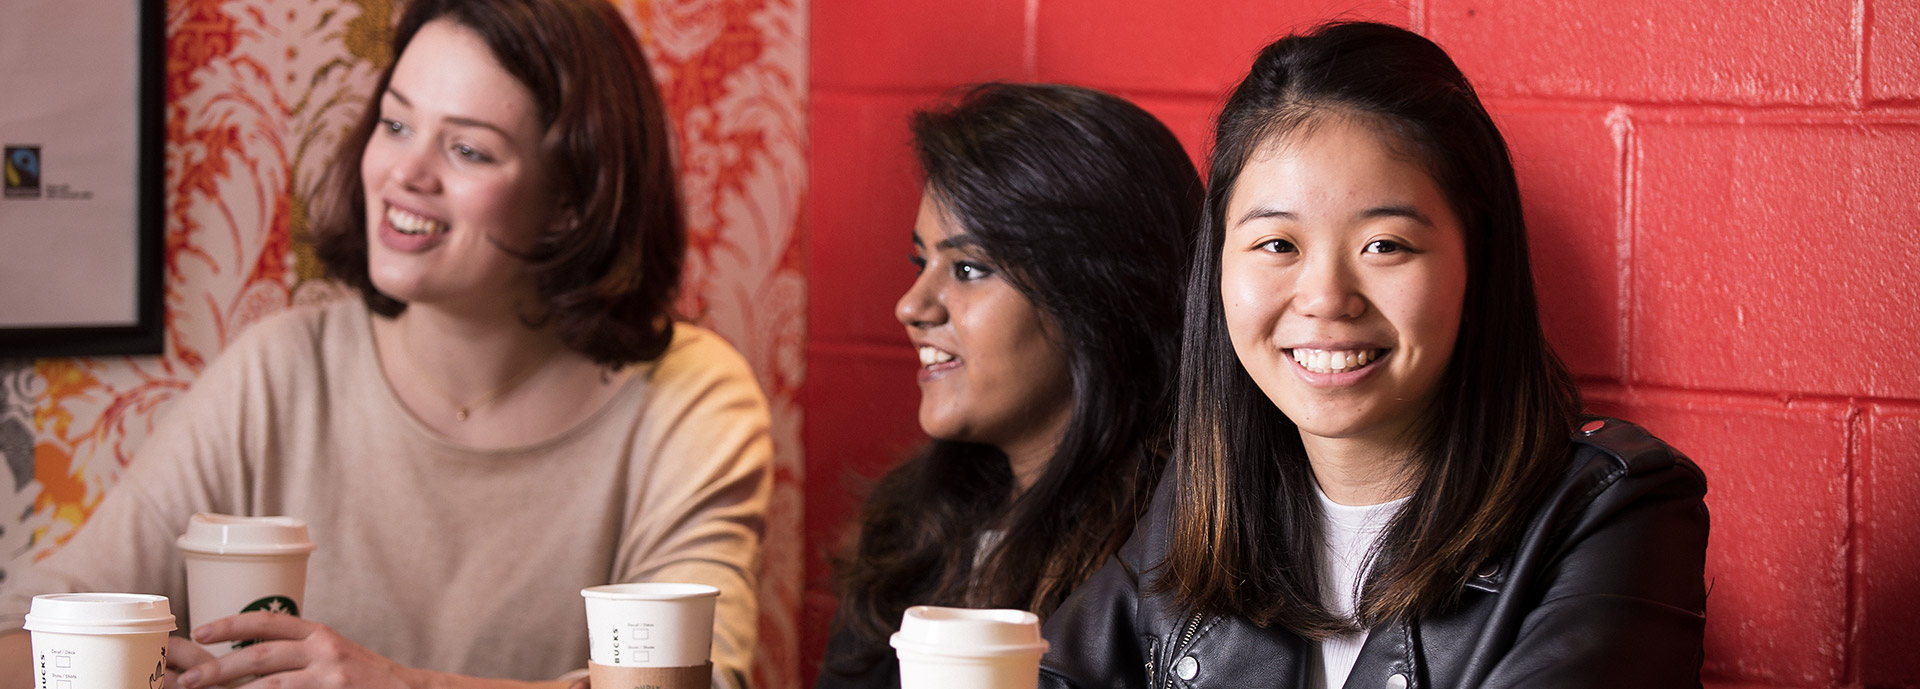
[1308,485,1408,689]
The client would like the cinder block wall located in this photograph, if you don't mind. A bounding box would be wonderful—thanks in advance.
[803,2,1920,687]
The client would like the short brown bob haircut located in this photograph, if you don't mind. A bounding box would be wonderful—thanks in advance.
[312,0,685,366]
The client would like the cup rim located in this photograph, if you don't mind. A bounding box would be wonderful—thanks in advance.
[176,513,316,555]
[580,582,720,601]
[890,635,1051,659]
[889,606,1049,658]
[24,593,176,635]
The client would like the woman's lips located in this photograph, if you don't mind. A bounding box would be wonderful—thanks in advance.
[386,206,448,236]
[376,204,450,253]
[1290,347,1385,374]
[1284,346,1389,386]
[916,345,960,382]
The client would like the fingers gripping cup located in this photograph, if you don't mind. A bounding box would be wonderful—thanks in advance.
[891,606,1050,689]
[24,593,175,689]
[580,583,718,689]
[175,513,315,655]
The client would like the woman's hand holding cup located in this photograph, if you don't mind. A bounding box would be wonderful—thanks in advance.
[165,636,216,687]
[176,611,421,689]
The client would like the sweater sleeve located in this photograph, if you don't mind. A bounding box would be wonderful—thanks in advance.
[0,311,300,634]
[612,328,773,689]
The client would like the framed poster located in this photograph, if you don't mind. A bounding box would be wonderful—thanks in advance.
[0,0,164,358]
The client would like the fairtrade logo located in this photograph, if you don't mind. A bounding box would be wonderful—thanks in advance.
[231,595,301,650]
[4,146,41,198]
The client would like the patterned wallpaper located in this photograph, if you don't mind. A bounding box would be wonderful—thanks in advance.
[0,0,807,686]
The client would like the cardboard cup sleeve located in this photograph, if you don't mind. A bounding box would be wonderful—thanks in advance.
[587,661,711,689]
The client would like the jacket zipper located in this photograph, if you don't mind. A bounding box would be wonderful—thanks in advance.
[1162,611,1205,688]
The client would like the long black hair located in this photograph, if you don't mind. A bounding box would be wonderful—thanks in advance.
[830,83,1202,668]
[1159,21,1583,637]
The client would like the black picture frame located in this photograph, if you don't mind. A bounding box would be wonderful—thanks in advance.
[0,0,165,359]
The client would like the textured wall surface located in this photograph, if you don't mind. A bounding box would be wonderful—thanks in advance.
[805,1,1920,687]
[0,1,807,687]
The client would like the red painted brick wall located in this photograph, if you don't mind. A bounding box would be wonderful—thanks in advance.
[804,2,1920,687]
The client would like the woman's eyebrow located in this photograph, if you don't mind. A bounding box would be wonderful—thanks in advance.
[1234,206,1297,228]
[935,233,980,251]
[382,88,513,138]
[1233,204,1434,229]
[1360,204,1433,226]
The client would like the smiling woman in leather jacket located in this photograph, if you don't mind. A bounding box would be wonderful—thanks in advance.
[1038,21,1710,689]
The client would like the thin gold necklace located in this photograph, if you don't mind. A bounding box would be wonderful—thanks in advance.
[400,316,546,421]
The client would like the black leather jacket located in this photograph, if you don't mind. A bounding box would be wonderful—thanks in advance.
[1040,417,1709,689]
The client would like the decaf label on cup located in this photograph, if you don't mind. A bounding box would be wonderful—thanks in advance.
[232,596,301,649]
[36,648,167,689]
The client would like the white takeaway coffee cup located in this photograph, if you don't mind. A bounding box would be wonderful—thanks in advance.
[891,606,1050,689]
[176,513,315,655]
[24,593,175,689]
[580,583,719,668]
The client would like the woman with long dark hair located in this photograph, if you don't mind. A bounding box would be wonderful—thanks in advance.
[1039,21,1709,688]
[817,82,1202,688]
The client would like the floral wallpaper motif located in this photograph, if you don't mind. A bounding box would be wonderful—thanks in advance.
[0,1,806,687]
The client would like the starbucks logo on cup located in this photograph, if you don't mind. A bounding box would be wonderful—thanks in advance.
[149,645,167,688]
[232,595,300,650]
[242,595,299,617]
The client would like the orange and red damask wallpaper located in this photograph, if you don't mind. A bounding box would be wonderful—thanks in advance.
[0,0,806,686]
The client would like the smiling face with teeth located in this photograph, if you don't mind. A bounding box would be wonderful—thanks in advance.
[896,194,1074,476]
[1219,115,1468,463]
[359,19,556,313]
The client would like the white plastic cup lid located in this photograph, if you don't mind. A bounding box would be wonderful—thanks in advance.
[580,583,720,601]
[890,606,1050,658]
[23,593,176,635]
[176,513,316,555]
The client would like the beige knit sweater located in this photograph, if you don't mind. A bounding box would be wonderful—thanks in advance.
[0,299,772,687]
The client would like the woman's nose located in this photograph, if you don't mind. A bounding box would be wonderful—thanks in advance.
[387,143,441,193]
[896,270,947,328]
[1292,255,1365,320]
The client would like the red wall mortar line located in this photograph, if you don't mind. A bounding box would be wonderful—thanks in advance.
[1609,105,1636,386]
[1576,382,1920,411]
[1856,0,1870,109]
[1023,0,1040,79]
[1843,405,1864,686]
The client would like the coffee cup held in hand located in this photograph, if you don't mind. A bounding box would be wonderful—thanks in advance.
[891,606,1050,689]
[580,583,718,668]
[581,583,718,689]
[175,513,315,655]
[24,593,175,689]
